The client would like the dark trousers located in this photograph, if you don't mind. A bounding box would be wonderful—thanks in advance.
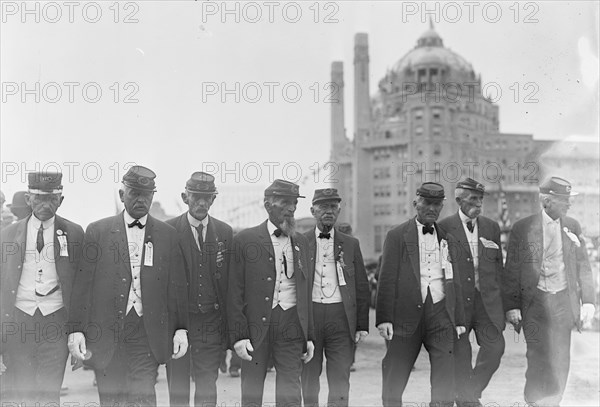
[523,289,573,405]
[95,311,159,407]
[455,290,505,405]
[167,309,224,407]
[302,302,354,407]
[241,305,305,407]
[1,307,68,406]
[382,294,456,407]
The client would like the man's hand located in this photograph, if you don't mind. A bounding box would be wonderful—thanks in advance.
[67,332,87,360]
[172,329,189,359]
[354,331,368,343]
[506,309,522,327]
[377,322,393,340]
[455,326,467,338]
[234,339,254,361]
[581,303,596,329]
[302,341,315,364]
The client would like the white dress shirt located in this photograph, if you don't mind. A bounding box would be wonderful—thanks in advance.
[459,210,480,290]
[538,210,567,292]
[267,221,296,310]
[16,215,64,316]
[124,211,148,316]
[187,212,208,250]
[416,219,445,304]
[312,227,343,303]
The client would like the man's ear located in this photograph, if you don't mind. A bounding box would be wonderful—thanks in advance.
[119,189,125,203]
[181,192,189,205]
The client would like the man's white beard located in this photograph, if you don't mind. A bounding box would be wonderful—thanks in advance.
[280,217,296,236]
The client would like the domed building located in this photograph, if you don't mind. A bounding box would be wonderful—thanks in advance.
[329,25,593,259]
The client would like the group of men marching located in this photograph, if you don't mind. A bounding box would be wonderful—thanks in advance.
[0,165,595,407]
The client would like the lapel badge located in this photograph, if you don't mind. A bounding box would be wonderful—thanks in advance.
[56,229,63,236]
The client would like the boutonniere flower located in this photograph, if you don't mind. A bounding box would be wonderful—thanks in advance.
[563,227,581,247]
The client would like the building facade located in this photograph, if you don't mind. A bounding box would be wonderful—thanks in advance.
[331,26,598,259]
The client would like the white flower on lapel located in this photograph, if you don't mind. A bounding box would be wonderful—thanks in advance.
[563,227,581,247]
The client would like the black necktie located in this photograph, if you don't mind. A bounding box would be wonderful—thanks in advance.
[128,219,145,229]
[274,228,284,237]
[196,224,204,250]
[466,220,474,233]
[36,224,44,252]
[422,225,434,235]
[318,232,331,239]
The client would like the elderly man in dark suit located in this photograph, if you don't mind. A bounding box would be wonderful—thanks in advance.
[0,172,84,405]
[438,178,505,407]
[67,165,189,407]
[504,177,595,406]
[301,188,369,407]
[227,179,314,407]
[376,182,467,407]
[166,172,233,407]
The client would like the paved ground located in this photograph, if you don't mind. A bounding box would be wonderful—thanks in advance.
[61,310,599,406]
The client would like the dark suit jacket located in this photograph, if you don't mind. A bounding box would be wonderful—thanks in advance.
[166,213,233,347]
[503,212,594,330]
[227,220,315,349]
[67,212,189,370]
[439,213,505,331]
[304,227,370,338]
[0,214,84,352]
[376,217,466,337]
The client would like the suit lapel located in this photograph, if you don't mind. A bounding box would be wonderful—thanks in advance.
[527,213,543,272]
[291,234,306,278]
[206,216,218,270]
[405,218,420,282]
[111,212,131,280]
[53,215,68,278]
[559,218,573,265]
[9,218,28,286]
[307,229,317,269]
[178,214,195,272]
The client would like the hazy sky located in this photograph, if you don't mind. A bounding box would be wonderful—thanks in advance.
[1,1,598,227]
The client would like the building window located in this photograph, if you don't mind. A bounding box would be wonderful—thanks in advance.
[432,108,442,120]
[434,145,441,156]
[385,130,392,139]
[415,126,423,136]
[414,108,423,120]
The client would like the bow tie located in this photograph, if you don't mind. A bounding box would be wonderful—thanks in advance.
[273,228,286,238]
[422,225,434,235]
[128,219,145,229]
[318,232,331,239]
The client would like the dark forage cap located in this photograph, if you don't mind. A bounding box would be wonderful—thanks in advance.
[539,177,578,196]
[456,178,487,194]
[122,165,157,192]
[8,191,29,209]
[28,172,63,194]
[186,172,218,194]
[264,179,305,198]
[416,182,445,200]
[312,188,342,205]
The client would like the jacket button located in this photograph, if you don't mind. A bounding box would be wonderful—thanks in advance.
[118,310,123,314]
[269,257,273,262]
[417,304,422,309]
[267,277,272,282]
[122,278,127,282]
[467,277,471,281]
[214,303,219,310]
[17,265,21,269]
[120,294,125,298]
[261,317,267,322]
[265,297,270,301]
[467,297,471,302]
[467,258,472,262]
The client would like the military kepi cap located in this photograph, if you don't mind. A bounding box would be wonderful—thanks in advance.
[416,182,445,200]
[186,172,218,194]
[122,165,157,192]
[28,172,63,194]
[457,178,487,194]
[7,191,29,209]
[312,188,342,205]
[539,176,577,196]
[265,179,305,198]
